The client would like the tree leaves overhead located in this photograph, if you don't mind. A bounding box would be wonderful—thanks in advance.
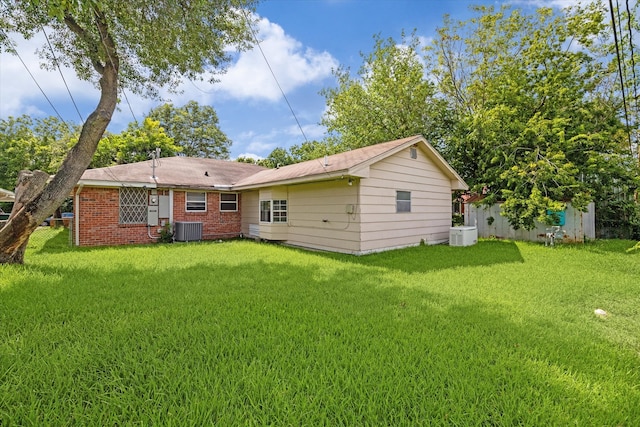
[1,0,257,97]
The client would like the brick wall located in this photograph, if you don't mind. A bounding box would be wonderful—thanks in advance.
[173,191,242,240]
[74,187,243,247]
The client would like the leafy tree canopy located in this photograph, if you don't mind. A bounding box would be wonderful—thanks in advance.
[428,3,639,229]
[91,118,181,168]
[321,31,451,152]
[0,115,80,190]
[147,101,232,159]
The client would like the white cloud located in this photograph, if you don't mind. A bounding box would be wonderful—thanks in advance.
[0,33,96,120]
[214,16,339,101]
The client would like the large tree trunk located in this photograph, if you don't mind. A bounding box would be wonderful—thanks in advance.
[0,13,119,264]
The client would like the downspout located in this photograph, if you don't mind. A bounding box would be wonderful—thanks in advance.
[74,185,83,246]
[169,189,174,225]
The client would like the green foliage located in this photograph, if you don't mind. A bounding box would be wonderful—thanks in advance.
[91,118,181,167]
[1,0,258,98]
[2,237,639,424]
[321,31,451,151]
[428,4,639,230]
[147,101,232,158]
[157,223,173,243]
[0,116,80,190]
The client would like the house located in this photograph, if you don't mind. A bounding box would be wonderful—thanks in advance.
[73,135,468,254]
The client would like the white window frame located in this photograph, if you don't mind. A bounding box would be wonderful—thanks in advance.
[272,200,287,223]
[260,200,271,223]
[260,199,287,223]
[396,191,411,213]
[220,193,238,212]
[186,192,207,212]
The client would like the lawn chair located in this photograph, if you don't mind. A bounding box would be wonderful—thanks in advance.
[545,226,564,246]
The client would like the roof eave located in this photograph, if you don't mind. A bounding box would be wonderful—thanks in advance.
[76,179,157,188]
[232,169,358,190]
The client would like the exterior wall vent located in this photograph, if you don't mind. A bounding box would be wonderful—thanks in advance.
[174,221,203,242]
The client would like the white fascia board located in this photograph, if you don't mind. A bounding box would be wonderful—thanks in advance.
[76,179,157,188]
[232,170,349,190]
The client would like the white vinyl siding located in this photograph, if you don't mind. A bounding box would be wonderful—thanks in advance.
[220,193,238,212]
[359,146,453,252]
[186,192,206,212]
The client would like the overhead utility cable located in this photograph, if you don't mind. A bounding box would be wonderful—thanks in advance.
[0,29,67,125]
[241,9,308,143]
[40,25,84,123]
[609,0,633,155]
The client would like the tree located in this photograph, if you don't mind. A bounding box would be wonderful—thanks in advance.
[0,115,80,190]
[428,4,639,229]
[147,101,232,158]
[91,118,181,168]
[0,0,257,263]
[321,31,451,152]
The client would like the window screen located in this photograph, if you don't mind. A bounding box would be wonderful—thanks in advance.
[220,193,238,211]
[396,191,411,213]
[186,192,206,211]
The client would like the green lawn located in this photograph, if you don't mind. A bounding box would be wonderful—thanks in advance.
[1,229,639,425]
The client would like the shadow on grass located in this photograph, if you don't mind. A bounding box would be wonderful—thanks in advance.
[5,256,638,424]
[315,239,525,274]
[578,239,640,255]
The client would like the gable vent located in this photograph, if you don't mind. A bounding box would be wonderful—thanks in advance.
[410,147,417,159]
[174,221,203,242]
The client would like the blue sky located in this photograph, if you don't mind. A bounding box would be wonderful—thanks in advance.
[0,0,573,160]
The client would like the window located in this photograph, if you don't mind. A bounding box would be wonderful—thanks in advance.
[186,192,206,212]
[119,187,147,224]
[220,193,238,212]
[260,200,271,222]
[396,191,411,213]
[273,200,287,223]
[260,199,288,223]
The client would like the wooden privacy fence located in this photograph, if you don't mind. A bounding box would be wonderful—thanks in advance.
[464,202,595,243]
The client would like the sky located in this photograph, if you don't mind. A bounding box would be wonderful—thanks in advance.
[0,0,576,160]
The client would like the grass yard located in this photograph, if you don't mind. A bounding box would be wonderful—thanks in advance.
[1,229,639,425]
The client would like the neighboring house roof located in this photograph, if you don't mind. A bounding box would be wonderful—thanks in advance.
[78,157,267,190]
[234,135,468,190]
[78,135,468,191]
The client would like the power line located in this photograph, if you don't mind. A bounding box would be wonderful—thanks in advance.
[609,0,633,155]
[625,0,639,115]
[40,25,84,122]
[0,29,68,125]
[241,9,308,144]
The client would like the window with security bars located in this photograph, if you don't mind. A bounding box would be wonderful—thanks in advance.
[119,187,147,224]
